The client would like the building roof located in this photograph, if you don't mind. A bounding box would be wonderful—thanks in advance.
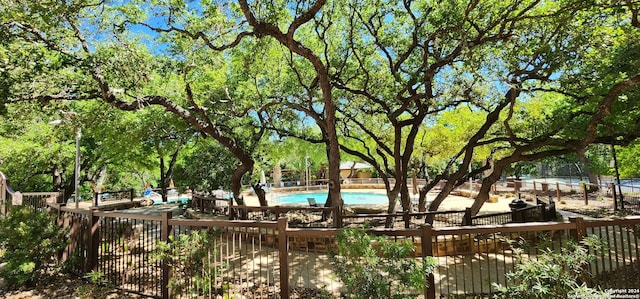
[339,161,372,170]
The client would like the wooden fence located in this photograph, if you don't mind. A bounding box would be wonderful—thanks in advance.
[192,192,555,229]
[511,179,640,214]
[44,202,640,299]
[93,189,135,205]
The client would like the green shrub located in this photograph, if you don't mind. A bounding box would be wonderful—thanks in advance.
[330,227,436,299]
[493,235,608,298]
[151,229,224,296]
[0,206,68,288]
[74,270,111,299]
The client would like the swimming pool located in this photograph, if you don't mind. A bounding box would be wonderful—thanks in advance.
[153,197,190,205]
[274,192,389,205]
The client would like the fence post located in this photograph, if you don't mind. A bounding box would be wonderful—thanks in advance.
[582,182,588,206]
[547,196,555,221]
[404,210,411,228]
[619,184,626,210]
[569,217,586,242]
[61,210,71,263]
[273,206,281,219]
[533,181,537,196]
[87,208,100,272]
[611,183,618,211]
[161,211,173,299]
[93,192,99,207]
[421,224,436,299]
[511,208,521,223]
[556,182,561,202]
[130,189,134,202]
[463,208,472,226]
[333,205,341,228]
[538,204,546,222]
[278,217,290,299]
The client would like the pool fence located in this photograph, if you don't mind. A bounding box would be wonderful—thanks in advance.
[29,203,640,298]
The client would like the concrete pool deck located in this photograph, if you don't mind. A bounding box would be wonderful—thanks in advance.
[69,188,515,216]
[256,188,514,215]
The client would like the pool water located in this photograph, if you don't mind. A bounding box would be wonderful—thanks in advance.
[153,197,190,205]
[274,192,389,205]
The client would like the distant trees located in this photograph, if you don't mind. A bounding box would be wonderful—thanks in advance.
[0,101,150,198]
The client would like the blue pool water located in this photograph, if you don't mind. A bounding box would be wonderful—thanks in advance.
[153,197,190,205]
[275,192,389,205]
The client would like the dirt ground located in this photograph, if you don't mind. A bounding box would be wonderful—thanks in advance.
[0,273,146,299]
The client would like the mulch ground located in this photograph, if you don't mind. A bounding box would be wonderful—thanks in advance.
[0,273,144,299]
[0,273,333,299]
[592,262,640,289]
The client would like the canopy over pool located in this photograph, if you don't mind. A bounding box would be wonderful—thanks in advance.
[274,192,389,205]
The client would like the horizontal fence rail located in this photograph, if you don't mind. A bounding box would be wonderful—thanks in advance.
[229,205,340,228]
[94,189,135,205]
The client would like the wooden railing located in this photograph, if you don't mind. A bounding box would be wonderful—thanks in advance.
[93,189,135,205]
[509,179,640,215]
[191,193,230,214]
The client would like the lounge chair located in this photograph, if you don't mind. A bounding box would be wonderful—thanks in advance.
[307,198,319,207]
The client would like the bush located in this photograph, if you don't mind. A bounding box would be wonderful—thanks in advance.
[74,271,111,299]
[151,229,224,296]
[329,227,436,299]
[492,235,608,298]
[0,206,68,288]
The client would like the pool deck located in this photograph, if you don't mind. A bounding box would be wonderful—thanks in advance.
[69,188,515,216]
[259,188,514,215]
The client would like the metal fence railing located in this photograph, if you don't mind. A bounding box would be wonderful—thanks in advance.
[43,201,640,299]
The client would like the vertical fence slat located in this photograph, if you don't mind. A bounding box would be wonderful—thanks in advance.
[278,217,290,299]
[421,224,436,299]
[161,212,172,299]
[87,208,99,273]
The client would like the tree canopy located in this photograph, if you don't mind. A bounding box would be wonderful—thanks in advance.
[1,0,640,217]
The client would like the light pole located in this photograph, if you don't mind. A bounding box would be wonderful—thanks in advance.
[469,162,473,199]
[50,113,81,209]
[73,126,81,209]
[305,154,310,191]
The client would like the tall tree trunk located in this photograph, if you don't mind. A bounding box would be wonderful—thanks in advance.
[52,166,64,203]
[576,148,600,191]
[253,183,267,207]
[158,154,167,202]
[385,181,401,227]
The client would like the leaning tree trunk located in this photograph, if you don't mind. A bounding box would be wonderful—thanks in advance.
[253,183,267,207]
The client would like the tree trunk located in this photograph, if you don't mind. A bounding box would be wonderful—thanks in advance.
[158,149,168,202]
[576,148,600,191]
[385,183,401,227]
[469,168,505,216]
[253,183,267,207]
[418,187,428,213]
[52,166,64,203]
[231,163,251,206]
[273,164,282,188]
